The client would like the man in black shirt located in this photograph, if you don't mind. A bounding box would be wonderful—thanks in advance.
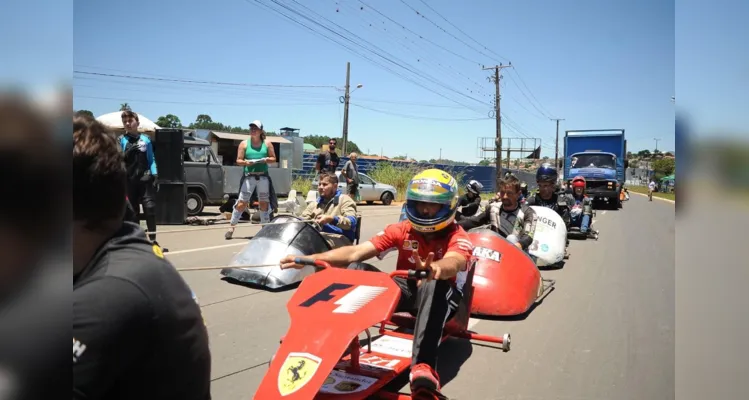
[316,138,340,173]
[525,164,574,229]
[73,115,211,400]
[456,180,483,219]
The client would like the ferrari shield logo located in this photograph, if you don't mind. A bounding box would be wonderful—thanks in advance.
[277,352,322,396]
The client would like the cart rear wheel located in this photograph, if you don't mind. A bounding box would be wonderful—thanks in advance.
[502,333,511,352]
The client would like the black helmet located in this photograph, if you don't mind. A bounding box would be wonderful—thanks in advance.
[536,163,558,183]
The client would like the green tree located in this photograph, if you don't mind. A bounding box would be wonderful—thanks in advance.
[652,158,675,176]
[119,103,131,111]
[478,159,492,166]
[76,109,94,118]
[195,114,212,125]
[637,149,651,158]
[156,114,182,128]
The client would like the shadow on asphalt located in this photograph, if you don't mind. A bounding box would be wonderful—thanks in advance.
[377,336,473,394]
[470,283,557,323]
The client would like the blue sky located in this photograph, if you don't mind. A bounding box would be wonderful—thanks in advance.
[70,0,680,161]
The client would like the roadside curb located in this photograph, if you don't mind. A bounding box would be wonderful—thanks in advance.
[629,191,676,204]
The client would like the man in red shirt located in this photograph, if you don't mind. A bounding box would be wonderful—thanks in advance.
[281,169,472,397]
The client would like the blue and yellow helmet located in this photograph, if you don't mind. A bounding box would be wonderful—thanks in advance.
[405,169,459,233]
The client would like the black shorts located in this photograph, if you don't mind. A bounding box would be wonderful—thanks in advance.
[346,183,359,195]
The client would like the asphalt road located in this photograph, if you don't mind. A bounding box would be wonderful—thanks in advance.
[157,197,675,400]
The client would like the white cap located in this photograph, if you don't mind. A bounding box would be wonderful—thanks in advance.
[250,120,263,130]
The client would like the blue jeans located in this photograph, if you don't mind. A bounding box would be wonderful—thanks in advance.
[571,213,591,233]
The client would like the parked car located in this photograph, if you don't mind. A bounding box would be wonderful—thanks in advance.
[311,171,397,205]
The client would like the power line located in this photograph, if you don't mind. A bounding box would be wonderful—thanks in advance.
[507,68,556,118]
[74,95,338,107]
[73,70,338,89]
[398,0,499,63]
[248,0,489,114]
[400,1,556,119]
[355,0,488,92]
[414,0,509,63]
[351,103,491,121]
[281,0,489,107]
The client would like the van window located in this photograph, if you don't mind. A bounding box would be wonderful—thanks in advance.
[186,146,209,162]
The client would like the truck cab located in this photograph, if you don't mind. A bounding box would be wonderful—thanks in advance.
[568,152,620,201]
[564,130,629,209]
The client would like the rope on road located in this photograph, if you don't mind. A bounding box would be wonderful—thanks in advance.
[177,263,284,272]
[153,219,317,235]
[151,211,403,235]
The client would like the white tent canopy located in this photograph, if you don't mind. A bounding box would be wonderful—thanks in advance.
[96,111,162,133]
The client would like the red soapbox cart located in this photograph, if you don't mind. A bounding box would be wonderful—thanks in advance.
[254,258,511,399]
[468,229,556,317]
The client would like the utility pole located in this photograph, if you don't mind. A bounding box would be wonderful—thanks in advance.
[483,63,512,186]
[654,138,661,152]
[550,118,565,169]
[341,62,351,155]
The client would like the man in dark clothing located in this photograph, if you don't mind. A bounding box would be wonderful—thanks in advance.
[316,138,340,173]
[118,110,162,246]
[458,175,537,252]
[456,180,483,219]
[73,115,211,400]
[525,164,574,229]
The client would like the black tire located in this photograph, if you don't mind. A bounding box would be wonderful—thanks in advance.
[186,191,205,216]
[381,191,394,205]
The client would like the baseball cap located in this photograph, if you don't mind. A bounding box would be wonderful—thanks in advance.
[250,120,263,130]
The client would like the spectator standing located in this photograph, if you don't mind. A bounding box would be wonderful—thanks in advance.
[225,120,277,239]
[118,110,163,248]
[316,138,340,174]
[340,152,360,201]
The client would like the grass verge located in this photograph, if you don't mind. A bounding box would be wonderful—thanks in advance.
[292,164,474,203]
[291,176,313,195]
[367,163,468,202]
[628,185,676,201]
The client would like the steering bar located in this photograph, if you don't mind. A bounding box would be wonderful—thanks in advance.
[293,257,330,269]
[389,270,430,279]
[293,258,430,279]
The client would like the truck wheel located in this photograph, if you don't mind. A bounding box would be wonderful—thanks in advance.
[186,192,205,216]
[381,192,394,206]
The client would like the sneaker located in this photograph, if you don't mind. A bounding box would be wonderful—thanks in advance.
[225,230,234,240]
[410,363,440,393]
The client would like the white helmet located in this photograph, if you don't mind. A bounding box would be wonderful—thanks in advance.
[466,180,483,195]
